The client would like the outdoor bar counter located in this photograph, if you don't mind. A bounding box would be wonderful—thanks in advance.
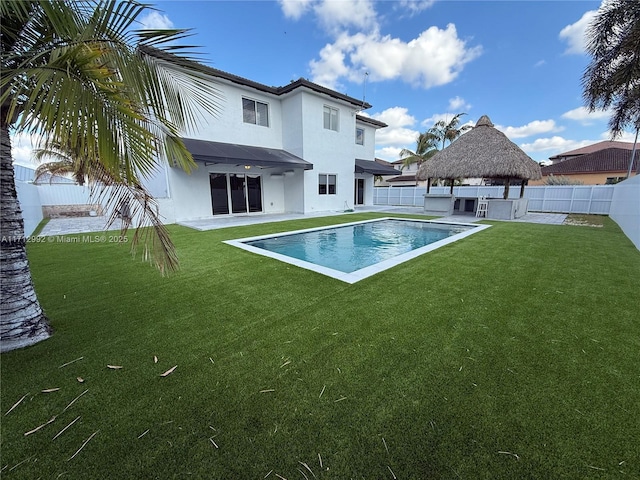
[423,194,529,220]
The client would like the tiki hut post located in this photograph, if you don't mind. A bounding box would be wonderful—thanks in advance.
[519,179,526,198]
[503,177,510,199]
[449,179,454,194]
[426,178,431,193]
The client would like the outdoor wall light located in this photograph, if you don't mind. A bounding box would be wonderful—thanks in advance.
[244,165,251,170]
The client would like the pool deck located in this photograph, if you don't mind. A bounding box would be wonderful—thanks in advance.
[38,206,568,236]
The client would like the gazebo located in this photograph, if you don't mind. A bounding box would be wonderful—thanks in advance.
[416,115,542,219]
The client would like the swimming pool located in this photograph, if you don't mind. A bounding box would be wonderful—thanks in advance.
[225,218,490,283]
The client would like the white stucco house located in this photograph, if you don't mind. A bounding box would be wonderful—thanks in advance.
[145,65,397,223]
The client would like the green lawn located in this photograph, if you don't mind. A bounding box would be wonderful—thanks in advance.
[2,213,639,479]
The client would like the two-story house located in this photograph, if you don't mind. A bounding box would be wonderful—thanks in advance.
[145,65,395,223]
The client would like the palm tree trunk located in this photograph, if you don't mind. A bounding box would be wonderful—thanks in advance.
[1,122,51,352]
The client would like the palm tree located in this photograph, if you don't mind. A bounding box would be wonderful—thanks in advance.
[415,113,471,190]
[428,113,472,150]
[0,0,221,352]
[583,0,640,176]
[399,131,439,170]
[33,140,95,185]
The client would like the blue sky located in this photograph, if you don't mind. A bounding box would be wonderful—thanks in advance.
[12,0,634,166]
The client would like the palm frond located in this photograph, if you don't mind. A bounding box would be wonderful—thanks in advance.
[2,0,223,272]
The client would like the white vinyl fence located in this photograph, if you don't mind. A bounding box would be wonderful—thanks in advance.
[374,185,615,215]
[36,184,95,205]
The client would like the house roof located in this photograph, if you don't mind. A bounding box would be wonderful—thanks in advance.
[541,148,638,175]
[549,140,636,160]
[387,174,417,183]
[374,158,394,167]
[356,114,387,128]
[417,115,542,181]
[355,159,400,176]
[142,47,373,110]
[182,138,313,170]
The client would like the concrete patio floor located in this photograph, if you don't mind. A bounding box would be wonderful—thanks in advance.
[37,206,568,236]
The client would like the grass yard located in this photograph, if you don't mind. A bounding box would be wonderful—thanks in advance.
[1,213,639,479]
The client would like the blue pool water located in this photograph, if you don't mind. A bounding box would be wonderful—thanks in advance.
[243,219,473,274]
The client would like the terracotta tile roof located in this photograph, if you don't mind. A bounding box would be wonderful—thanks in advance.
[549,140,635,160]
[542,148,638,175]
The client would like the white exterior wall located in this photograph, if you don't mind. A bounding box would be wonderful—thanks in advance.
[166,162,291,221]
[354,121,377,206]
[151,74,383,221]
[298,92,358,213]
[186,81,283,149]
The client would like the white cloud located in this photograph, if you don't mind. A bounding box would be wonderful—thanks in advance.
[280,0,377,32]
[534,59,546,68]
[396,0,437,15]
[371,106,415,128]
[559,9,597,55]
[420,112,474,129]
[562,106,610,124]
[139,11,174,30]
[497,120,562,139]
[520,136,592,154]
[10,132,39,166]
[375,146,404,161]
[447,96,470,112]
[310,24,482,90]
[279,0,314,20]
[370,107,420,148]
[600,130,638,142]
[314,0,378,33]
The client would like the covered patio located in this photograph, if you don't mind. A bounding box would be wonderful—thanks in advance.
[417,115,542,220]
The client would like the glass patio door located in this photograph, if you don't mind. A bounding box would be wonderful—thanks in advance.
[210,174,230,215]
[210,173,262,215]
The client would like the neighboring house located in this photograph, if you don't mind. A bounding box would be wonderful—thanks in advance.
[531,142,638,185]
[548,140,635,164]
[376,160,425,186]
[376,159,484,187]
[145,66,394,222]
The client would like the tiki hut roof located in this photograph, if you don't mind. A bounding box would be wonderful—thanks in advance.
[416,115,542,181]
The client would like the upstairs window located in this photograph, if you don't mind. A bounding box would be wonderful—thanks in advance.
[243,98,269,127]
[323,106,339,131]
[356,127,365,145]
[319,174,337,195]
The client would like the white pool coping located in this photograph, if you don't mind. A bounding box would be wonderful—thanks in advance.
[224,217,491,284]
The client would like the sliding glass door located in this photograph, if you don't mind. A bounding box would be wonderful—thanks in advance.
[210,174,230,215]
[210,173,262,215]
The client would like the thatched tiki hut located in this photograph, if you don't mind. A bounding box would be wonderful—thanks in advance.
[417,115,542,199]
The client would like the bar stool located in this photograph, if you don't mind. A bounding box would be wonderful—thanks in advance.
[476,196,489,217]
